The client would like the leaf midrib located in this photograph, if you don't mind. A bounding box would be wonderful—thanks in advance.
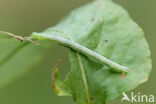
[57,31,91,103]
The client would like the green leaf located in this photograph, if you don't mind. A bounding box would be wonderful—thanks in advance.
[0,32,53,88]
[52,66,72,96]
[32,0,152,103]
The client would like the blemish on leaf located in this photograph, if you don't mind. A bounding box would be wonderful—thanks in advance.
[52,71,55,82]
[53,85,56,89]
[53,85,59,94]
[105,40,108,42]
[121,73,125,80]
[90,97,94,101]
[52,59,62,82]
[99,17,103,22]
[52,59,62,95]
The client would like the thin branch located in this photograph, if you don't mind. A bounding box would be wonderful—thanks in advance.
[0,31,39,45]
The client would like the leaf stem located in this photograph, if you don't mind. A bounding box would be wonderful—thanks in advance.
[32,33,129,73]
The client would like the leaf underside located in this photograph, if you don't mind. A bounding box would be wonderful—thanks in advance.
[32,0,152,104]
[0,33,53,88]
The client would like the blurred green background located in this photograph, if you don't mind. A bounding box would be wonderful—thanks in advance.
[0,0,155,104]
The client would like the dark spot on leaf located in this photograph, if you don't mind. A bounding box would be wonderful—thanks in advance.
[105,40,108,42]
[53,85,59,94]
[90,97,94,101]
[53,85,56,89]
[20,40,24,42]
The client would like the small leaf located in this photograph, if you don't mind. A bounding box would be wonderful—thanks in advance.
[52,59,72,96]
[0,32,53,88]
[32,0,152,103]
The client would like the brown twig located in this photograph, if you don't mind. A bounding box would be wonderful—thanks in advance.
[0,31,39,45]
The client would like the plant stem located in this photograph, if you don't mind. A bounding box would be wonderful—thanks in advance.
[32,32,129,73]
